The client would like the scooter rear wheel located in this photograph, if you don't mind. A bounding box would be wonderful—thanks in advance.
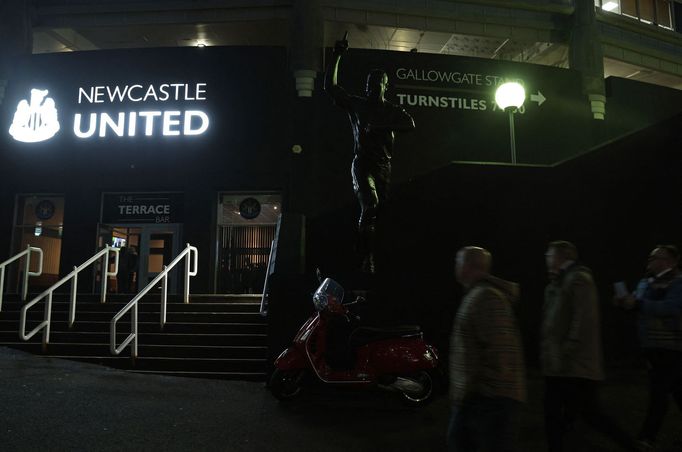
[400,370,437,407]
[269,369,305,401]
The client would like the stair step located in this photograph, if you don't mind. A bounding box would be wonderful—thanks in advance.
[0,311,267,325]
[1,300,265,309]
[1,342,267,359]
[0,322,267,342]
[1,333,268,347]
[7,294,262,304]
[128,370,266,381]
[0,293,269,380]
[40,355,268,372]
[0,304,265,320]
[2,320,267,334]
[1,327,267,342]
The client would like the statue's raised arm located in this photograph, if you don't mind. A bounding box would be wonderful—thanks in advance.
[324,32,351,107]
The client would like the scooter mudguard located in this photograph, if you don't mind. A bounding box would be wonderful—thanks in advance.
[274,346,307,370]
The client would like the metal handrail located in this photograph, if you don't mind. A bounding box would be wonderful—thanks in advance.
[0,245,43,311]
[260,240,275,316]
[110,243,198,358]
[20,245,119,347]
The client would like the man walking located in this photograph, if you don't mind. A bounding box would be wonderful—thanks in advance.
[542,241,632,451]
[616,245,682,450]
[448,246,526,452]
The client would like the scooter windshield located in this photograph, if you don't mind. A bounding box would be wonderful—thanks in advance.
[312,278,345,312]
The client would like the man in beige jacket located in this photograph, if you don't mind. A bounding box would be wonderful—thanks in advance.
[542,241,632,452]
[448,246,526,452]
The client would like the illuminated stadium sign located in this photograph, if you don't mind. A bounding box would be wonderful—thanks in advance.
[9,82,210,142]
[9,89,60,143]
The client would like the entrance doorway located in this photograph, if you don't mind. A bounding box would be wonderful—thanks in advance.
[216,193,281,294]
[10,194,65,291]
[97,224,181,293]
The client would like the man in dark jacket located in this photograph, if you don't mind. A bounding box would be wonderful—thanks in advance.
[616,245,682,450]
[542,241,632,452]
[448,246,526,452]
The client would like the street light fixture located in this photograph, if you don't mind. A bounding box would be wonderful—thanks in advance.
[495,82,526,164]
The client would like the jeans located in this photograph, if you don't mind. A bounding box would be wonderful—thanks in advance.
[544,377,632,452]
[447,395,521,452]
[639,348,682,442]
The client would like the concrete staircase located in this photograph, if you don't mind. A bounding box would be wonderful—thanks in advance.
[0,293,268,380]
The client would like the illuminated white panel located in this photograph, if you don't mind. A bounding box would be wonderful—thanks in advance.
[602,1,619,11]
[184,110,209,135]
[74,113,97,138]
[139,111,162,136]
[162,111,181,136]
[9,89,60,142]
[128,112,137,136]
[99,112,125,137]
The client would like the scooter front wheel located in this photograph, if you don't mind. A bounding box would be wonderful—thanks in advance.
[269,368,305,401]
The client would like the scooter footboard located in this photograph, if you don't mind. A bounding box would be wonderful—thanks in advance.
[363,338,439,374]
[274,346,308,370]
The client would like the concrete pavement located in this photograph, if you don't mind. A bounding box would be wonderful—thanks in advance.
[1,347,681,451]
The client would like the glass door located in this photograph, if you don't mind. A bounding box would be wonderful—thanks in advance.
[97,224,180,294]
[145,232,174,285]
[11,194,65,292]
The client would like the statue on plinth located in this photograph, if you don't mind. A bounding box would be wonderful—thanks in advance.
[324,32,415,274]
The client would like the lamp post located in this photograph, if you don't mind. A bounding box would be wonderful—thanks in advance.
[495,82,526,164]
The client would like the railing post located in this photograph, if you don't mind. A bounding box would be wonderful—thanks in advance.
[69,266,78,328]
[260,239,275,316]
[22,244,31,301]
[132,303,138,359]
[110,314,116,355]
[110,243,197,359]
[101,245,110,304]
[184,244,193,304]
[0,266,5,312]
[160,266,168,329]
[42,292,53,352]
[32,248,43,279]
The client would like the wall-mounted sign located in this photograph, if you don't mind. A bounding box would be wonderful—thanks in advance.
[332,49,592,168]
[8,82,209,143]
[101,192,184,224]
[239,198,261,220]
[74,83,208,138]
[9,89,60,142]
[35,200,56,220]
[392,67,537,114]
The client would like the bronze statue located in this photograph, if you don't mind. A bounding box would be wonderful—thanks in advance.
[324,33,415,274]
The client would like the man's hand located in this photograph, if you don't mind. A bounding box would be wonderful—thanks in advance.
[614,294,637,310]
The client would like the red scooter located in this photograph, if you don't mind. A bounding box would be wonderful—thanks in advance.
[269,277,440,406]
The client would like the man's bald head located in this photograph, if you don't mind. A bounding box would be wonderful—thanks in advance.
[456,246,492,287]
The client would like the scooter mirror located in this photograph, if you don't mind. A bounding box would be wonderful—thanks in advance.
[355,296,366,304]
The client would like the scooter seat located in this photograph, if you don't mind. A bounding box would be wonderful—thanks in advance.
[350,325,421,347]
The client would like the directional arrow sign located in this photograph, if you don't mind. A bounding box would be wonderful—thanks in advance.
[530,90,546,106]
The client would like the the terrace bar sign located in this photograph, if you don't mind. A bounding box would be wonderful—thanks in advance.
[101,193,184,224]
[9,82,209,143]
